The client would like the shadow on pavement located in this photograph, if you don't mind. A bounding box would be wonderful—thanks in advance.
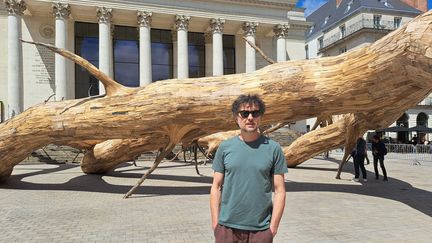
[285,180,432,217]
[289,162,432,218]
[1,161,431,217]
[0,162,213,196]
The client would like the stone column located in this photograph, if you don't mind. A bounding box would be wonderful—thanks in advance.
[204,32,212,77]
[96,7,113,95]
[175,15,190,79]
[242,22,258,73]
[274,24,289,62]
[210,18,225,76]
[52,2,70,101]
[137,11,152,86]
[5,0,25,119]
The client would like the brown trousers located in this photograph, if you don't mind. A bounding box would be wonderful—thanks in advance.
[214,224,273,243]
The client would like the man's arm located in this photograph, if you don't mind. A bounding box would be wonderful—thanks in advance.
[270,173,286,236]
[210,172,224,230]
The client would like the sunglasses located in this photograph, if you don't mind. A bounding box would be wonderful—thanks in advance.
[238,110,262,118]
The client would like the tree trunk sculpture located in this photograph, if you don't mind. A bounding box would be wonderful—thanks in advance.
[0,11,431,183]
[79,11,432,177]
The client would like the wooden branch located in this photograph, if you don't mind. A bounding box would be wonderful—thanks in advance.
[262,122,288,135]
[20,40,133,97]
[121,124,196,197]
[1,11,431,182]
[242,36,275,64]
[123,142,176,199]
[311,115,333,131]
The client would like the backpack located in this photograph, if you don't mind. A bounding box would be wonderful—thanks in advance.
[383,146,388,155]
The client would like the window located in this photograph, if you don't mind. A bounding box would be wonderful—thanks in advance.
[305,44,309,59]
[223,35,236,74]
[373,15,382,28]
[344,0,353,14]
[396,113,409,128]
[339,46,347,54]
[113,25,139,87]
[394,17,402,29]
[322,15,331,27]
[340,25,346,38]
[417,112,428,126]
[318,37,323,49]
[188,32,206,78]
[380,0,393,8]
[75,22,99,98]
[151,29,173,82]
[308,25,315,35]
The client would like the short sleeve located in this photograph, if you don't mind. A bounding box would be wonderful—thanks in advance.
[272,144,288,175]
[212,142,226,173]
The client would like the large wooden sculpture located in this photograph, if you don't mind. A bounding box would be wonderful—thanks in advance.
[0,11,431,183]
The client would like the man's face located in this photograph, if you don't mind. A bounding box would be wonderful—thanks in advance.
[235,103,262,133]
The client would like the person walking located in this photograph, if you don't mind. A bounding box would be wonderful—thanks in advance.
[372,134,388,181]
[352,136,368,182]
[210,94,288,243]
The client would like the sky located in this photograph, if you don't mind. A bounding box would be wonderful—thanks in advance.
[296,0,432,17]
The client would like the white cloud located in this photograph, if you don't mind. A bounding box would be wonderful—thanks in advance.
[298,0,328,16]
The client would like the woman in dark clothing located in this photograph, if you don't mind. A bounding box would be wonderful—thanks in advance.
[372,135,388,181]
[353,137,367,182]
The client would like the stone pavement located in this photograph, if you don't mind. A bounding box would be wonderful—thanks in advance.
[0,155,431,243]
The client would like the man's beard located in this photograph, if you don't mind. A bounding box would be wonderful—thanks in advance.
[241,125,258,133]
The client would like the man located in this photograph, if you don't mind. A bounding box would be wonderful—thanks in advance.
[210,94,288,243]
[372,134,388,181]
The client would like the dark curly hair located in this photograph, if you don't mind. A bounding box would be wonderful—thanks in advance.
[231,94,266,115]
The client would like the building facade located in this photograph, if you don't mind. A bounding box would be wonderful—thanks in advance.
[305,0,430,143]
[0,0,310,126]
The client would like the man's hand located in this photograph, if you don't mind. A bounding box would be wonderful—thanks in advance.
[212,221,218,231]
[270,173,286,238]
[210,172,224,231]
[270,225,277,236]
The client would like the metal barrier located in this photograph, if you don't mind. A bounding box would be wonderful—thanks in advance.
[329,143,432,165]
[381,143,432,164]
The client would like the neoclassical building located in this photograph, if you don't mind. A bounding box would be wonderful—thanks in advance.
[0,0,309,126]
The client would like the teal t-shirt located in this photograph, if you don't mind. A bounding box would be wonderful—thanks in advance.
[212,135,288,231]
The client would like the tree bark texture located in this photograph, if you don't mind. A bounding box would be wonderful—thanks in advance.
[0,11,431,182]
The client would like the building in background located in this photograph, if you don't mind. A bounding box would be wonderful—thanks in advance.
[0,0,310,129]
[305,0,429,143]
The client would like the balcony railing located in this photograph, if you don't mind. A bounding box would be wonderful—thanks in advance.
[322,19,396,49]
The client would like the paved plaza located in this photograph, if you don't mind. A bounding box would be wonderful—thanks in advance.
[1,154,431,242]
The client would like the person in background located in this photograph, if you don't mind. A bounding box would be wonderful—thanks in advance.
[352,136,367,182]
[372,134,388,181]
[411,135,418,145]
